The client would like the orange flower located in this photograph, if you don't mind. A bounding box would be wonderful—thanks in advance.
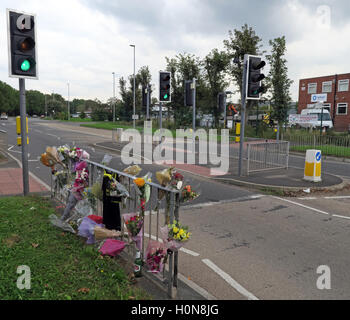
[134,178,145,188]
[185,185,191,192]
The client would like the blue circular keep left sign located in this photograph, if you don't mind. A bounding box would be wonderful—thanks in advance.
[316,152,321,162]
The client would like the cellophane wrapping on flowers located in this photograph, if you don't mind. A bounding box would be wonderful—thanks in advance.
[123,213,143,251]
[145,240,166,273]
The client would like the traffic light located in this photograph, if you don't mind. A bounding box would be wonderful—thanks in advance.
[159,71,171,102]
[218,93,225,112]
[184,80,193,106]
[7,9,38,79]
[246,55,265,100]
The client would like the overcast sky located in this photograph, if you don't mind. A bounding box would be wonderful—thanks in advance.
[1,0,350,103]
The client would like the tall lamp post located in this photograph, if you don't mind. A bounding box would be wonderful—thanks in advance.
[130,44,136,128]
[112,72,116,122]
[67,83,70,121]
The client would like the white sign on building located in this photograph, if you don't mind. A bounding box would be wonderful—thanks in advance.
[311,93,327,103]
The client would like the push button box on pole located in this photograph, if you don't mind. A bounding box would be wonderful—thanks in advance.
[304,149,321,182]
[16,116,29,145]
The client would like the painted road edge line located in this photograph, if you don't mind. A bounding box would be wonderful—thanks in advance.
[202,259,259,300]
[273,196,330,216]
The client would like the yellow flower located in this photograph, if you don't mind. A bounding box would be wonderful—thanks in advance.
[134,178,145,187]
[178,229,184,236]
[173,226,179,234]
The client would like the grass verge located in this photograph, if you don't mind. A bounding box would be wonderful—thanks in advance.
[291,145,350,158]
[0,195,150,300]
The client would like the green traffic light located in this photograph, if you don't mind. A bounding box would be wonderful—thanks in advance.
[20,59,31,71]
[164,94,168,99]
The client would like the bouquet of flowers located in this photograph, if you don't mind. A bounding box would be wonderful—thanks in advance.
[71,161,89,200]
[181,184,199,202]
[123,165,142,176]
[133,172,152,210]
[109,177,129,198]
[146,240,166,274]
[160,220,191,251]
[170,171,184,191]
[123,213,143,250]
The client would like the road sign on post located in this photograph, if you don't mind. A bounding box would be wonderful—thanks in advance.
[185,80,193,106]
[7,9,38,79]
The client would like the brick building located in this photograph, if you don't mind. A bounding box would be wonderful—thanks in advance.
[298,73,350,131]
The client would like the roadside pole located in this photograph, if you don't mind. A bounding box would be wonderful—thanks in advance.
[146,85,150,120]
[19,78,29,195]
[159,101,162,129]
[238,60,248,177]
[192,78,196,132]
[223,93,227,129]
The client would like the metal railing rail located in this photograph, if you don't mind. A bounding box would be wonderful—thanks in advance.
[282,133,350,158]
[50,158,181,298]
[246,141,289,175]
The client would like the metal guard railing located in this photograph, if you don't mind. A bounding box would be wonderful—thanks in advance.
[51,159,181,299]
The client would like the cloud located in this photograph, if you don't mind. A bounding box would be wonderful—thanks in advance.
[1,0,350,103]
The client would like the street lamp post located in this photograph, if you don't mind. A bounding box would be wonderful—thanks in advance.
[130,44,136,128]
[112,72,116,122]
[67,83,70,121]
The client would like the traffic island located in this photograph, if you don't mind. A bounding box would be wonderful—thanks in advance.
[213,167,346,196]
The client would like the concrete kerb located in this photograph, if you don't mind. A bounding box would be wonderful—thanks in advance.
[213,175,348,194]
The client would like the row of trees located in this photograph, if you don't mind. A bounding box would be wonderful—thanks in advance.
[0,24,293,128]
[116,24,293,128]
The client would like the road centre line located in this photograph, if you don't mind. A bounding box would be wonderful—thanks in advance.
[273,196,330,216]
[324,196,350,199]
[202,259,259,300]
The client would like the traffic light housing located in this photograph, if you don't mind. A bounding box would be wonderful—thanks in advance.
[218,93,225,112]
[7,9,38,79]
[184,80,193,106]
[246,55,265,100]
[159,71,171,102]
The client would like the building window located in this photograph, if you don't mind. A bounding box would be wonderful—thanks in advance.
[322,81,332,93]
[338,79,349,92]
[337,103,348,115]
[323,103,331,113]
[308,83,317,94]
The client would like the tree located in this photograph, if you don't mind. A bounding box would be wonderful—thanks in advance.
[223,24,265,120]
[266,36,293,131]
[165,53,205,127]
[202,49,230,126]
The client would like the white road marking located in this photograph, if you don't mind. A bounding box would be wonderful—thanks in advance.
[202,259,259,300]
[297,197,317,200]
[273,196,330,216]
[324,196,350,200]
[333,214,350,220]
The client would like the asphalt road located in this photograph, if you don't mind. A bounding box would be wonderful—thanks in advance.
[3,117,350,300]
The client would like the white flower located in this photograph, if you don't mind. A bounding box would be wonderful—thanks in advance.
[177,181,183,190]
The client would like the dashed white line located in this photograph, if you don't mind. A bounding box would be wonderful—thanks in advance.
[333,214,350,220]
[273,196,330,216]
[202,259,259,300]
[324,196,350,200]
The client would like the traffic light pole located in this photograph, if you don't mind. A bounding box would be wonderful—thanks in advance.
[146,85,150,120]
[19,78,29,195]
[238,60,248,177]
[192,78,196,132]
[159,102,162,129]
[224,94,227,129]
